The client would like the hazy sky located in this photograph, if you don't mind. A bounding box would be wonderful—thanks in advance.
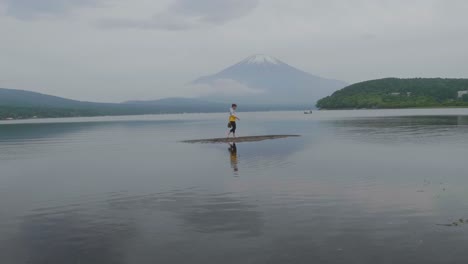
[1,0,467,102]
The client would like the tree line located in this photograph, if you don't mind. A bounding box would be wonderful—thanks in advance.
[316,78,468,109]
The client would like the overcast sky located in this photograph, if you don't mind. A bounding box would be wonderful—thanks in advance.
[1,0,467,102]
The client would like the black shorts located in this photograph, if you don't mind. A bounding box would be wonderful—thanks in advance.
[229,121,236,133]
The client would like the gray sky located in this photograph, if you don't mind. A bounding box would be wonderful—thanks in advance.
[1,0,467,102]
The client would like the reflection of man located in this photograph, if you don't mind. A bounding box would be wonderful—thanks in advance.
[228,143,239,174]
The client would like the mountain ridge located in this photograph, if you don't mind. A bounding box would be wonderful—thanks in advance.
[0,88,307,119]
[0,54,347,119]
[191,54,348,104]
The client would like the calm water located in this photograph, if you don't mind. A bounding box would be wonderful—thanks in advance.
[1,109,468,264]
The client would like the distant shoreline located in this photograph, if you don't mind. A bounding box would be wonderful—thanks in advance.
[318,106,468,110]
[0,106,310,121]
[3,108,468,125]
[0,109,306,122]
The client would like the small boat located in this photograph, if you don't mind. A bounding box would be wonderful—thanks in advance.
[304,110,313,114]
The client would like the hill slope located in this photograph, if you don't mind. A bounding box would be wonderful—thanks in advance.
[316,78,468,109]
[0,88,93,108]
[0,88,305,119]
[122,97,231,113]
[0,88,226,119]
[192,54,347,105]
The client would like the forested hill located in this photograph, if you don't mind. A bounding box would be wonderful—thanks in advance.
[316,78,468,109]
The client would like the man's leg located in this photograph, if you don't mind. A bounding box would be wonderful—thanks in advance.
[227,122,234,138]
[227,125,232,138]
[232,122,236,138]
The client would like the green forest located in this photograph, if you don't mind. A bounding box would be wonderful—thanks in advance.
[316,78,468,109]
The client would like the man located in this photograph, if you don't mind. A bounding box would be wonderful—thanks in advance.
[227,104,240,138]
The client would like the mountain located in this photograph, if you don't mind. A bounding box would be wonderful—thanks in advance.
[191,54,348,105]
[0,88,93,108]
[0,88,302,120]
[0,88,225,119]
[123,97,306,112]
[124,97,223,107]
[316,78,468,109]
[123,97,227,112]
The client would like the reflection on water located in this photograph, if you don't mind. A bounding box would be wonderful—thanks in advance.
[0,120,187,161]
[220,136,307,176]
[9,209,131,264]
[106,189,264,238]
[228,143,239,175]
[2,111,468,263]
[327,115,468,145]
[1,188,264,263]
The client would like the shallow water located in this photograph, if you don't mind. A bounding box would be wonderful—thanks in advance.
[1,109,468,264]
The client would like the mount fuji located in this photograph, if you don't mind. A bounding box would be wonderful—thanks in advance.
[191,54,348,105]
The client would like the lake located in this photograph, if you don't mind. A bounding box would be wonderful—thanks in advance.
[1,109,468,264]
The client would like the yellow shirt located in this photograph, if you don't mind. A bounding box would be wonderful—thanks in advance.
[229,107,237,122]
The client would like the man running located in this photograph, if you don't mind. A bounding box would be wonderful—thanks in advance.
[227,104,240,138]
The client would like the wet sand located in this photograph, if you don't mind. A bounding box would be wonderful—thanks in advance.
[181,135,300,144]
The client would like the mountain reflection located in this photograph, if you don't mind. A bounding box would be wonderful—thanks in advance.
[325,115,468,144]
[0,120,185,142]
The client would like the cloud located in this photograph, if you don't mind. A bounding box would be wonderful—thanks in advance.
[4,0,468,102]
[187,79,264,97]
[169,0,259,23]
[0,0,103,19]
[97,13,194,31]
[360,33,377,40]
[98,0,259,30]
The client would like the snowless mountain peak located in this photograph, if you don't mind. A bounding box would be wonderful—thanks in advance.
[242,54,281,65]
